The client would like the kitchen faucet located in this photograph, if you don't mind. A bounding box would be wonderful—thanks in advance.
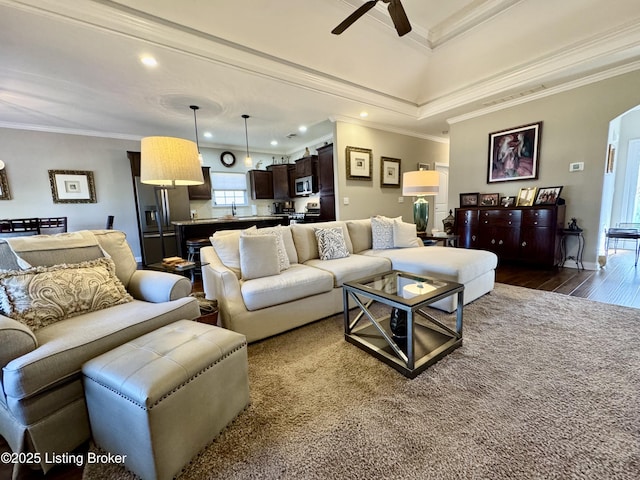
[231,201,237,216]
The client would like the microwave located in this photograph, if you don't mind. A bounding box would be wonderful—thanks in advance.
[295,175,314,196]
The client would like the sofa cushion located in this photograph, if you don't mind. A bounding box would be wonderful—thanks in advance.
[91,230,139,287]
[0,258,133,332]
[305,254,391,287]
[240,264,334,311]
[392,219,422,248]
[1,231,104,269]
[371,215,401,249]
[210,230,242,279]
[346,219,372,253]
[291,222,353,263]
[314,227,350,260]
[239,235,281,280]
[2,296,199,401]
[363,246,497,284]
[243,226,290,271]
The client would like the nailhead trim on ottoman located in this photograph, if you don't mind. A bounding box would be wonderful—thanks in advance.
[82,320,249,480]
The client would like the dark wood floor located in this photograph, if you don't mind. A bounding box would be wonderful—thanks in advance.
[3,249,639,479]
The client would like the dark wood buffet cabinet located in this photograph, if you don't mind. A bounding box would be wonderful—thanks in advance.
[455,205,566,267]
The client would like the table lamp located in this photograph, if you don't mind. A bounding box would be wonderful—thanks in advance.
[402,170,439,233]
[141,136,204,259]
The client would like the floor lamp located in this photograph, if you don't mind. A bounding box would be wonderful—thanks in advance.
[140,136,204,260]
[402,170,439,233]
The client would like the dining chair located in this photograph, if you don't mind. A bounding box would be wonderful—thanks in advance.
[0,218,40,237]
[38,216,68,234]
[106,215,115,229]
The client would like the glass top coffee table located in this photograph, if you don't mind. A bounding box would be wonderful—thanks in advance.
[343,270,464,378]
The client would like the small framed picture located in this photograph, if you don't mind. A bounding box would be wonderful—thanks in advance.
[380,157,401,188]
[534,186,563,205]
[501,196,516,207]
[460,192,479,207]
[516,187,537,207]
[479,193,499,206]
[417,162,430,171]
[48,170,97,203]
[346,146,372,180]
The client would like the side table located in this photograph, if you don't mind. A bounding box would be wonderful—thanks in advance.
[417,232,459,247]
[560,229,584,270]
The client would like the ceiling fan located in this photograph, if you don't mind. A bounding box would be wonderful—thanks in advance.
[332,0,412,37]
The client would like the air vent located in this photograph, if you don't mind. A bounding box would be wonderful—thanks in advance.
[286,133,297,139]
[482,85,546,107]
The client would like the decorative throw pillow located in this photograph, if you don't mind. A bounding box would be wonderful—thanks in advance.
[371,215,401,249]
[392,219,422,248]
[239,235,281,280]
[0,258,133,332]
[314,227,350,260]
[243,226,290,271]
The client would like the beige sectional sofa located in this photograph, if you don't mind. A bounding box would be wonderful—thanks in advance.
[201,218,498,343]
[0,230,200,474]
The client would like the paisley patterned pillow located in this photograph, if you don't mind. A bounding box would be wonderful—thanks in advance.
[0,258,133,332]
[314,227,350,260]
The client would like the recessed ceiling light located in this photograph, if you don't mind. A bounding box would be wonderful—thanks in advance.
[270,140,278,146]
[360,111,369,118]
[203,132,213,138]
[140,56,158,67]
[298,125,307,133]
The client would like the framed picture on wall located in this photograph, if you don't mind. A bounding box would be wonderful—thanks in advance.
[346,146,373,180]
[380,157,401,188]
[48,170,97,203]
[0,167,10,200]
[488,122,542,183]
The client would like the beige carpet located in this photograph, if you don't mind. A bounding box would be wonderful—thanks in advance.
[83,284,640,479]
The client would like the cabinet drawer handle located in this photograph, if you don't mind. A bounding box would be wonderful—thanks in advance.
[508,221,512,225]
[491,239,496,244]
[534,221,538,225]
[498,240,504,245]
[484,220,488,224]
[472,235,477,241]
[522,241,527,247]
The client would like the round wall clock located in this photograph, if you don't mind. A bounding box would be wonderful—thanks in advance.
[220,151,236,168]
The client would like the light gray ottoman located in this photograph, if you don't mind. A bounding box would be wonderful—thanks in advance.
[82,319,249,480]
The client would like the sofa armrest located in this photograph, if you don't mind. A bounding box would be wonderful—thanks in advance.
[127,270,193,303]
[0,315,38,369]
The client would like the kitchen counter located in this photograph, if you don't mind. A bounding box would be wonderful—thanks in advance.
[172,215,290,257]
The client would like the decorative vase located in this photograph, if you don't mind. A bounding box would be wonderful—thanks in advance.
[390,307,407,339]
[413,196,429,233]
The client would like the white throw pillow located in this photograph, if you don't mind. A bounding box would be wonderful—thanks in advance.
[392,219,422,248]
[239,235,281,280]
[314,227,350,260]
[371,215,401,249]
[243,226,290,271]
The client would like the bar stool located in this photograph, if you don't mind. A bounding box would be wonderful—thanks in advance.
[186,238,211,280]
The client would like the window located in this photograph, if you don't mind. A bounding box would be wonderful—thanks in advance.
[211,172,247,206]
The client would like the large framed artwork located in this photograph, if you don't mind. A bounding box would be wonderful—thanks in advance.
[487,122,542,183]
[380,157,401,188]
[0,167,10,200]
[48,170,97,203]
[346,146,372,180]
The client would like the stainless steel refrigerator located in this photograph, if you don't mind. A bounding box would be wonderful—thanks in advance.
[129,152,192,266]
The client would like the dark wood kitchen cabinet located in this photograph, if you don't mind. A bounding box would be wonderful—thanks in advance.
[455,205,565,267]
[317,144,334,195]
[188,166,211,200]
[267,164,291,200]
[248,170,273,200]
[295,155,317,179]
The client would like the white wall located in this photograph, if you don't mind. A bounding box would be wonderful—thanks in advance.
[448,69,640,269]
[0,128,143,256]
[335,121,449,231]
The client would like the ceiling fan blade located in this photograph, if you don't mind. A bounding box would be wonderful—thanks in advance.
[387,0,412,36]
[331,0,379,35]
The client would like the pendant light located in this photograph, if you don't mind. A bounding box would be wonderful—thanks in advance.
[190,105,203,165]
[242,114,252,168]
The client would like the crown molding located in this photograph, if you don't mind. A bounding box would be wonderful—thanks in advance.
[0,121,142,141]
[331,115,449,144]
[447,60,640,125]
